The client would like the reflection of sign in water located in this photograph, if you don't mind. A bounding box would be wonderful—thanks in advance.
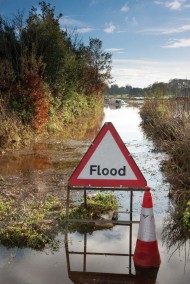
[65,230,159,284]
[69,122,147,188]
[69,273,158,284]
[68,271,139,283]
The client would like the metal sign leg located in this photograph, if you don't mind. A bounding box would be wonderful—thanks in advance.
[129,190,133,274]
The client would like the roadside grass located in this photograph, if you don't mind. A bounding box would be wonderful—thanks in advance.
[0,100,34,150]
[162,198,190,250]
[182,201,190,231]
[0,94,104,151]
[140,97,190,234]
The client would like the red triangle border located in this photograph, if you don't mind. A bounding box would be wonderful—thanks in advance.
[69,122,147,188]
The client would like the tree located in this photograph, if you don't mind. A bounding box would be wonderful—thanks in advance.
[0,2,113,99]
[77,38,112,96]
[129,87,144,97]
[21,2,75,96]
[125,85,132,94]
[0,16,20,78]
[144,82,168,98]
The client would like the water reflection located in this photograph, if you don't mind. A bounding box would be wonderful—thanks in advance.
[65,226,159,284]
[0,153,52,174]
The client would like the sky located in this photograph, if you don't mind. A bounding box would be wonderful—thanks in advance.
[0,0,190,88]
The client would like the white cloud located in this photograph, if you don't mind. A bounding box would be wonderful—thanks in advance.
[105,48,125,52]
[154,0,190,10]
[121,4,129,12]
[76,27,94,34]
[104,22,117,34]
[111,59,190,87]
[162,38,190,48]
[154,0,163,5]
[143,24,190,34]
[59,16,95,34]
[59,16,84,27]
[166,0,183,10]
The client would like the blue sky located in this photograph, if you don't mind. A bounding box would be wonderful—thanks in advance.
[1,0,190,88]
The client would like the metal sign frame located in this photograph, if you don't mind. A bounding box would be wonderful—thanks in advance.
[65,122,147,282]
[65,224,135,281]
[65,186,145,226]
[64,187,150,284]
[65,186,146,267]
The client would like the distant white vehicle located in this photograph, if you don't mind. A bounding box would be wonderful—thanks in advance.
[108,98,126,105]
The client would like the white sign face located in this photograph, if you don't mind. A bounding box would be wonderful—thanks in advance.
[78,131,137,180]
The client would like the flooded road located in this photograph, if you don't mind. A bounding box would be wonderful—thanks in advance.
[0,105,189,284]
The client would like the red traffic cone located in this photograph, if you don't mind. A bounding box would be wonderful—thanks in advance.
[133,186,161,268]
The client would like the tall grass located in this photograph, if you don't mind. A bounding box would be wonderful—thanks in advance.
[140,97,190,234]
[0,92,104,150]
[0,99,34,149]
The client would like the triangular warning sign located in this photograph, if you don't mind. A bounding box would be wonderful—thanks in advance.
[69,122,147,188]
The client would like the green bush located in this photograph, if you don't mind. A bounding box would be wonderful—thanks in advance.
[182,201,190,231]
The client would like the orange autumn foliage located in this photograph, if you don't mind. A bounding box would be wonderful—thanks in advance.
[11,63,49,131]
[23,69,49,131]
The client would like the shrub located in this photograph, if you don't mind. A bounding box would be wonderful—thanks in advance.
[182,201,190,231]
[140,97,190,234]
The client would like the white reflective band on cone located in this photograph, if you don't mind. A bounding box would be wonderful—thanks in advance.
[137,207,156,242]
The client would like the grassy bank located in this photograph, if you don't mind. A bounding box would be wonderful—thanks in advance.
[140,98,190,234]
[0,94,104,151]
[47,93,104,136]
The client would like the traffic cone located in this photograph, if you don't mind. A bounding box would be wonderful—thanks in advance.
[133,186,161,268]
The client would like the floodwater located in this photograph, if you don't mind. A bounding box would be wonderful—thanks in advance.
[0,104,190,284]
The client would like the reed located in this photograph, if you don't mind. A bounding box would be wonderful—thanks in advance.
[140,97,190,232]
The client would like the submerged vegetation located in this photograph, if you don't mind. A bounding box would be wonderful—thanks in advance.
[0,1,112,150]
[140,97,190,236]
[0,195,63,249]
[68,192,118,220]
[0,192,118,250]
